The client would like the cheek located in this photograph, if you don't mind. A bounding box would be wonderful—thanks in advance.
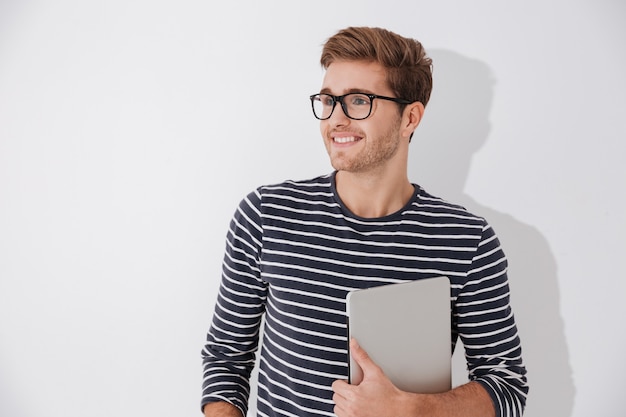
[319,121,329,139]
[319,123,330,152]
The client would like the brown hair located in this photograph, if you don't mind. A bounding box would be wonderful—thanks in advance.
[320,27,433,107]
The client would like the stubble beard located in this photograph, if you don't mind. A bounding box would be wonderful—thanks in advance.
[329,123,402,174]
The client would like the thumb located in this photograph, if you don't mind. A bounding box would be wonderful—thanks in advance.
[350,338,382,378]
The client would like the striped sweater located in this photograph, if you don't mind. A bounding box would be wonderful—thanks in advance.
[201,173,528,417]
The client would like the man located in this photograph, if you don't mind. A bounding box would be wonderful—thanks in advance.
[201,27,528,417]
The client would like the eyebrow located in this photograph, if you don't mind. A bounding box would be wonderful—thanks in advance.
[318,88,376,95]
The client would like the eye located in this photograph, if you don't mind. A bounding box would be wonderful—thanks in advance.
[319,95,334,106]
[349,94,371,106]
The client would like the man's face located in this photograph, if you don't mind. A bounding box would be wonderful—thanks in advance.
[319,60,405,174]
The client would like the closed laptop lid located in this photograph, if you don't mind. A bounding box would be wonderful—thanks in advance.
[346,276,452,394]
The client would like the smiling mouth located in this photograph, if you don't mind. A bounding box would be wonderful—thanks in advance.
[333,136,360,144]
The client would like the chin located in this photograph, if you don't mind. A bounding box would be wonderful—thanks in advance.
[330,159,350,172]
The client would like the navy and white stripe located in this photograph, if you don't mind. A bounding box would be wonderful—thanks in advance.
[202,172,528,417]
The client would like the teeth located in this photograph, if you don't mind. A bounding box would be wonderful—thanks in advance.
[334,136,357,143]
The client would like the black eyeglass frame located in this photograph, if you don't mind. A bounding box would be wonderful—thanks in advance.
[309,92,413,120]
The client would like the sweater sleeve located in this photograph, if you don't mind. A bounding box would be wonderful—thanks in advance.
[456,221,529,417]
[200,189,268,416]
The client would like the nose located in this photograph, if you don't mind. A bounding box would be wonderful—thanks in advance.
[327,100,351,126]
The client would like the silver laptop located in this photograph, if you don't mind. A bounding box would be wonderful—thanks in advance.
[346,276,452,393]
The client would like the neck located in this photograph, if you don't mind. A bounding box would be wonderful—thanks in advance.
[335,170,414,218]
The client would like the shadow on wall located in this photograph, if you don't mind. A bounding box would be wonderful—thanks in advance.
[409,49,575,417]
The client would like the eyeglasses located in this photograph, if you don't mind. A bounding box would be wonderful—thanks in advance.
[309,92,412,120]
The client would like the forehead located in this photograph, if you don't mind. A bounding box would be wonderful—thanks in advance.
[321,60,390,94]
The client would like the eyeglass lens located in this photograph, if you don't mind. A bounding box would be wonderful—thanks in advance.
[311,93,372,120]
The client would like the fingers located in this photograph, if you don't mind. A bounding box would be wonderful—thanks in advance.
[332,378,349,395]
[334,340,396,417]
[332,378,358,417]
[332,378,353,413]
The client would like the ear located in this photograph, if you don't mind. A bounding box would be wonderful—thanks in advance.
[401,101,425,140]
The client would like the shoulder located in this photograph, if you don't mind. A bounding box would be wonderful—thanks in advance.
[256,173,334,198]
[410,185,487,228]
[238,173,335,213]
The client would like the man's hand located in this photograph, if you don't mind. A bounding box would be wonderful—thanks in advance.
[332,338,412,417]
[203,401,243,417]
[332,338,496,417]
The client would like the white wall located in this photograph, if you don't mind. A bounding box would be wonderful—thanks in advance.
[1,1,624,416]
